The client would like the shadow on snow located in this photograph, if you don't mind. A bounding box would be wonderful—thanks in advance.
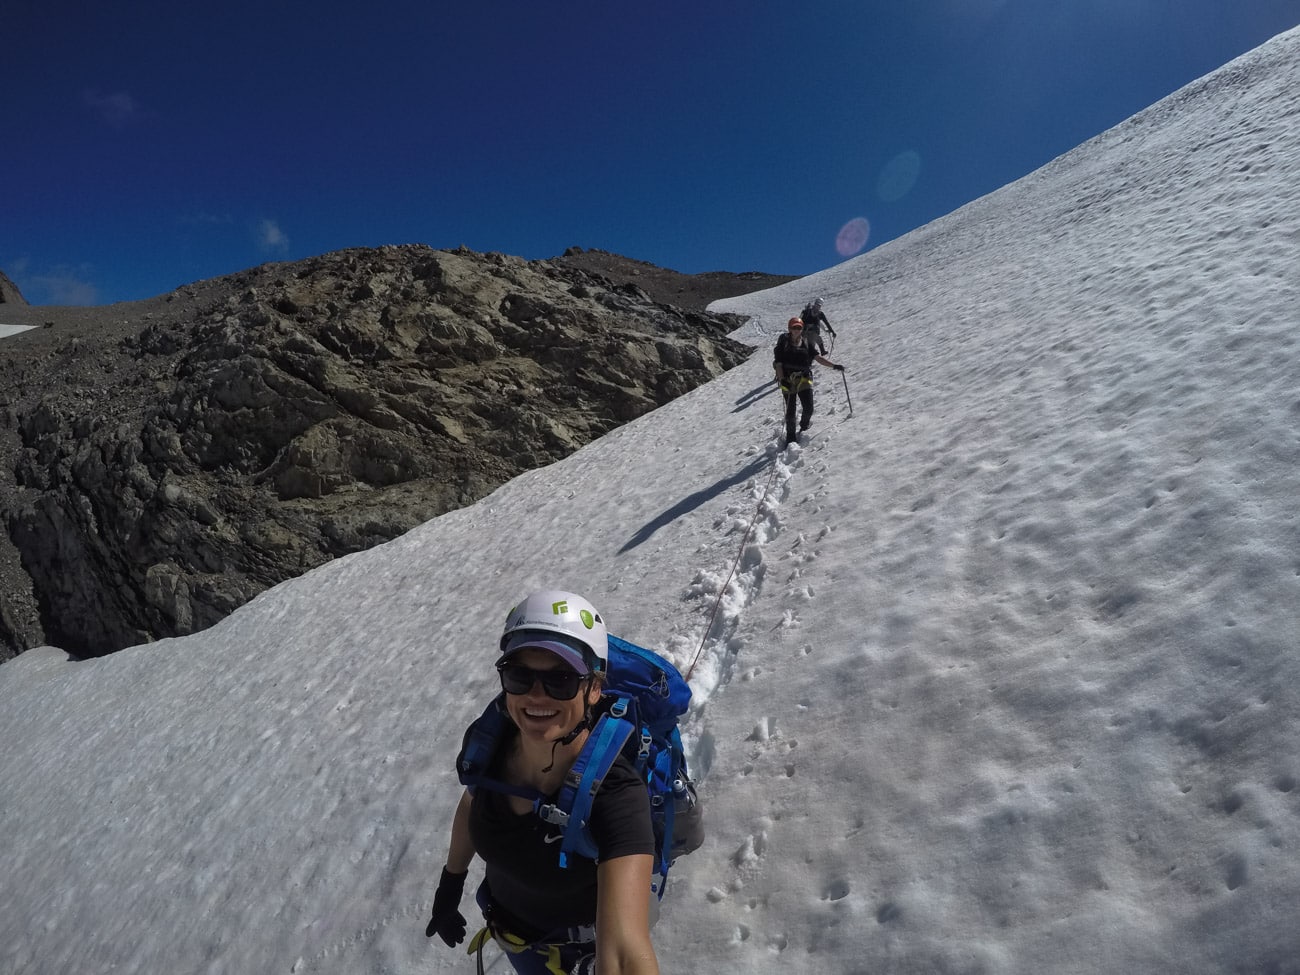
[618,455,772,553]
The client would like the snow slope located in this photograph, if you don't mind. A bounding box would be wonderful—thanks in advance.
[2,25,1298,975]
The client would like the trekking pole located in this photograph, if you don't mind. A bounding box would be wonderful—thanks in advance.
[840,370,853,417]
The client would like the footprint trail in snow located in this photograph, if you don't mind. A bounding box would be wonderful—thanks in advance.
[665,395,849,769]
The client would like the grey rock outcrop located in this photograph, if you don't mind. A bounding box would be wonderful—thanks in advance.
[0,270,27,305]
[0,244,784,658]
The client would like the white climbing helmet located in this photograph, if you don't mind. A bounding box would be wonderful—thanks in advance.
[812,297,824,308]
[499,589,609,674]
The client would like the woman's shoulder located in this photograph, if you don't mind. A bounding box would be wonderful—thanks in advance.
[598,752,651,804]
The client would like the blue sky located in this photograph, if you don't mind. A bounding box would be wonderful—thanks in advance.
[5,0,1298,306]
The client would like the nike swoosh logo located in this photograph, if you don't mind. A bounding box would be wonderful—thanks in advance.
[543,833,563,844]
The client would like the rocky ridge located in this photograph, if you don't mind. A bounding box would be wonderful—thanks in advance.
[0,270,25,306]
[0,245,794,658]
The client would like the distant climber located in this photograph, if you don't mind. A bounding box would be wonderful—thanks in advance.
[798,297,836,355]
[773,317,844,446]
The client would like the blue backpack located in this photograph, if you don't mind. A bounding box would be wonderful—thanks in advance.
[457,635,703,899]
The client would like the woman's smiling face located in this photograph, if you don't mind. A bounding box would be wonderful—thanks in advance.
[501,647,599,744]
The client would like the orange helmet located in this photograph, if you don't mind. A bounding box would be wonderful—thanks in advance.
[788,317,804,329]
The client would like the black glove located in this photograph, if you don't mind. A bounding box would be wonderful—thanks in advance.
[832,363,846,372]
[425,867,468,945]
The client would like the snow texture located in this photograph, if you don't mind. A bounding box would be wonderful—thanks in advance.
[2,25,1299,975]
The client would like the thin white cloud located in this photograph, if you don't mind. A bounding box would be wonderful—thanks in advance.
[30,268,100,306]
[257,219,290,253]
[182,211,236,227]
[82,89,144,128]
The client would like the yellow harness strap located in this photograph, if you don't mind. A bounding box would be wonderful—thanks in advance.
[467,924,567,975]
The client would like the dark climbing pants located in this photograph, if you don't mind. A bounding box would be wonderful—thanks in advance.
[783,382,814,440]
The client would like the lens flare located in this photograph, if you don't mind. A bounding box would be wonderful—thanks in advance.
[835,217,870,257]
[877,150,922,203]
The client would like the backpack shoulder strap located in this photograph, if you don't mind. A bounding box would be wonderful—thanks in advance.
[542,702,636,868]
[457,695,548,803]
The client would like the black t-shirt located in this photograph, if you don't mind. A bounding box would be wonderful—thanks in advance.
[468,727,655,939]
[774,334,819,377]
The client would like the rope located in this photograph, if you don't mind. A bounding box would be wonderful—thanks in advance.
[683,453,784,681]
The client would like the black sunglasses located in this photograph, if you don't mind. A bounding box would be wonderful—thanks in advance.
[497,662,587,701]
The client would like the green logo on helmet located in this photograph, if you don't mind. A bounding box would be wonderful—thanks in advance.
[580,609,594,630]
[552,600,568,615]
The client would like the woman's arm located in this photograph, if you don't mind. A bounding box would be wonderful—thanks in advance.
[446,789,477,873]
[594,854,660,975]
[426,790,477,946]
